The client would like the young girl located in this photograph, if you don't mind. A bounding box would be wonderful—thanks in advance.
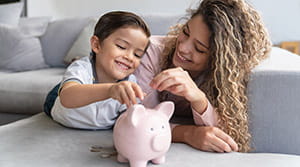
[44,11,150,130]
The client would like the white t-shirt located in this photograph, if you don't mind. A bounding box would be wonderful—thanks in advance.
[51,56,136,130]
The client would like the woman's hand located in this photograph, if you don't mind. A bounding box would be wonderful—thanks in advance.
[150,67,203,101]
[172,125,238,153]
[109,81,144,107]
[150,67,207,114]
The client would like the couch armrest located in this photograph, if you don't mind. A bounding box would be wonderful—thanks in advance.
[248,47,300,155]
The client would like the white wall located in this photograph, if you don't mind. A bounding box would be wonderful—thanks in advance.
[248,0,300,44]
[27,0,199,19]
[27,0,300,44]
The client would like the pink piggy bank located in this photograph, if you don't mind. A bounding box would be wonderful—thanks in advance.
[113,101,174,167]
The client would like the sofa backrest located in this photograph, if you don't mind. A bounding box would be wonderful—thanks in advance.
[40,14,182,67]
[40,18,90,67]
[248,47,300,154]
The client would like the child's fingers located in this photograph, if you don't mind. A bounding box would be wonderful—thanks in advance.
[119,88,130,107]
[125,86,137,105]
[132,83,144,100]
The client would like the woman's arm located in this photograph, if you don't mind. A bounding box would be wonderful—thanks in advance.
[151,67,238,152]
[150,67,218,125]
[59,81,144,108]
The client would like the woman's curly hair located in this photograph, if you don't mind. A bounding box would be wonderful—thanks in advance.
[161,0,272,152]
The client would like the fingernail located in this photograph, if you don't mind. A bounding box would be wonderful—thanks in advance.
[150,82,156,89]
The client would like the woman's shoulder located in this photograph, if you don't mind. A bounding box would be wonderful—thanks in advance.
[149,35,167,44]
[149,35,174,47]
[145,35,168,60]
[141,36,165,68]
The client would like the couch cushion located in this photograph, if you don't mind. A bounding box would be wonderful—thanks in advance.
[0,68,64,114]
[253,47,300,72]
[0,113,299,167]
[41,18,90,67]
[0,2,23,26]
[0,24,49,72]
[19,17,52,37]
[248,47,300,155]
[141,14,184,35]
[64,18,97,64]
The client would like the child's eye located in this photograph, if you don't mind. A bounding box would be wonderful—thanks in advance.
[116,44,126,50]
[134,54,142,58]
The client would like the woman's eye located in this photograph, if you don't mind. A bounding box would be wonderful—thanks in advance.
[182,26,189,36]
[195,47,206,54]
[116,44,126,50]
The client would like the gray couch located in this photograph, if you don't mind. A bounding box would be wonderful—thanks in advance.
[0,15,300,166]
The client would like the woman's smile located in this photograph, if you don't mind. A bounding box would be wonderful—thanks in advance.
[176,51,192,63]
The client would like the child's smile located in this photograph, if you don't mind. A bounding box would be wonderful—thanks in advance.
[115,60,132,71]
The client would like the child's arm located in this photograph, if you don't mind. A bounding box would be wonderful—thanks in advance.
[59,81,144,108]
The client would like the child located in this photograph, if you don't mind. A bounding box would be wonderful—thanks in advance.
[43,11,150,130]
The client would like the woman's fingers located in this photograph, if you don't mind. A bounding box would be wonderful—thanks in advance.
[209,134,233,152]
[215,130,239,151]
[187,126,238,153]
[166,84,185,94]
[155,77,180,92]
[150,67,184,89]
[209,143,226,153]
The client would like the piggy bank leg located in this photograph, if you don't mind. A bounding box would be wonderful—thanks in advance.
[151,155,165,164]
[117,153,128,163]
[129,160,148,167]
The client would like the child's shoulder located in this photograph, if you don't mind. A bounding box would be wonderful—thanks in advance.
[66,56,94,74]
[69,56,92,67]
[127,74,137,82]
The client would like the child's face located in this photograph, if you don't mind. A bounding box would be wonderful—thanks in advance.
[92,27,149,82]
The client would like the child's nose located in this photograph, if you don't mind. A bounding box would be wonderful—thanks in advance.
[124,51,134,60]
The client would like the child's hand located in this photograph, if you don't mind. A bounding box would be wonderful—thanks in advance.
[109,81,144,107]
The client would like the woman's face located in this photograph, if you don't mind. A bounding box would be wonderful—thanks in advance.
[173,15,211,78]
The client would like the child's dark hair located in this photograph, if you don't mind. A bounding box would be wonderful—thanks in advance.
[90,11,151,57]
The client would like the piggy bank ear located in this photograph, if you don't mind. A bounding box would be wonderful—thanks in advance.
[127,104,146,127]
[154,101,174,120]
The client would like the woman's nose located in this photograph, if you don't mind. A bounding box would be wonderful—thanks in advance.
[178,38,193,55]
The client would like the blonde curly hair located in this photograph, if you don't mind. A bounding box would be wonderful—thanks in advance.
[160,0,272,152]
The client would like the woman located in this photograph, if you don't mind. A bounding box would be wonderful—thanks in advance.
[134,0,271,152]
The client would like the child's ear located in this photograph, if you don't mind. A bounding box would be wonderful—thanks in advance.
[90,35,101,54]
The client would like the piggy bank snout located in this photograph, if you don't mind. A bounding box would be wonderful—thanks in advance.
[151,133,171,152]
